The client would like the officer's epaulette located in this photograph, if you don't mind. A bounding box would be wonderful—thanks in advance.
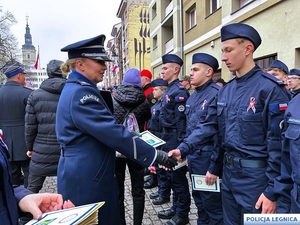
[69,80,92,86]
[262,72,285,86]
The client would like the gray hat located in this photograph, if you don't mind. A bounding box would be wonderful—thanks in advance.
[46,60,64,77]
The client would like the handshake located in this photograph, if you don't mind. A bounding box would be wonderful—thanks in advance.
[155,150,178,169]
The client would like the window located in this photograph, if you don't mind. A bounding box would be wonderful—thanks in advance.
[210,0,222,14]
[189,8,196,29]
[255,55,277,71]
[153,35,158,50]
[152,3,157,20]
[240,0,253,7]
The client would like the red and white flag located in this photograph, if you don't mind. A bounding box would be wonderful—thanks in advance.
[34,47,40,69]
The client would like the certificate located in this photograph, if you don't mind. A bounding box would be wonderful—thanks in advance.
[139,130,166,148]
[173,159,187,170]
[191,174,221,192]
[26,201,105,225]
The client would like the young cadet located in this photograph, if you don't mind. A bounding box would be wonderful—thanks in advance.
[170,53,223,224]
[158,54,190,225]
[275,68,300,213]
[56,34,177,225]
[146,79,169,203]
[169,23,290,224]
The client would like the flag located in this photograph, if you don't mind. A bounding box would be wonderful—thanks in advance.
[34,47,40,69]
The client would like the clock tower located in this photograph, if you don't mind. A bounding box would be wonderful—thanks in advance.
[21,16,36,67]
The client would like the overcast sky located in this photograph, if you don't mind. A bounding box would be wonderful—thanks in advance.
[1,0,121,68]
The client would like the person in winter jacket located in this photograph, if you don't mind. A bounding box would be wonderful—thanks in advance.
[25,59,66,193]
[113,68,151,225]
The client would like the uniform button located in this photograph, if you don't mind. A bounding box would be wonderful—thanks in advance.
[144,158,147,162]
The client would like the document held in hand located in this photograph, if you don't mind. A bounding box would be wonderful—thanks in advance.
[191,174,221,192]
[139,130,166,148]
[25,201,105,225]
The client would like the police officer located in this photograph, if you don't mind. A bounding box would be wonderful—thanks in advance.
[146,79,169,201]
[157,54,190,225]
[0,62,32,188]
[274,68,300,213]
[170,53,223,224]
[56,34,177,225]
[276,74,300,212]
[287,68,300,97]
[267,59,289,84]
[169,23,290,224]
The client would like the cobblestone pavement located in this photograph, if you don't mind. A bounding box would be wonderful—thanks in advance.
[40,170,198,225]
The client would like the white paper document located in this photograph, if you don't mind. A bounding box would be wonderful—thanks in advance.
[191,174,221,192]
[25,201,105,225]
[173,159,187,170]
[139,130,166,148]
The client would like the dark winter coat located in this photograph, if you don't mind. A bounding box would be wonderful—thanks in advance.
[0,81,33,161]
[113,84,151,131]
[25,77,66,176]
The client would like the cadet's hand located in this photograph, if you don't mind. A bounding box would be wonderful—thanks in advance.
[255,193,276,214]
[155,150,178,169]
[205,171,218,186]
[168,149,183,162]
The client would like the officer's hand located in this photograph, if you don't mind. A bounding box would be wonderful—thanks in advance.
[155,150,178,169]
[168,149,182,162]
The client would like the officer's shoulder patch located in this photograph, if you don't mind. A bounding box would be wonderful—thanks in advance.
[80,94,100,104]
[262,72,284,86]
[175,96,186,103]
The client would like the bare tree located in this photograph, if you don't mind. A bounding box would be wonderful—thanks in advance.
[0,7,20,81]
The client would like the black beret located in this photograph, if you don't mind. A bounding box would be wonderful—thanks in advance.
[162,54,183,66]
[221,23,261,50]
[61,34,111,61]
[192,53,219,72]
[269,60,289,74]
[289,68,300,76]
[152,78,168,87]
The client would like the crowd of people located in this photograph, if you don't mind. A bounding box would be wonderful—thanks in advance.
[0,22,300,225]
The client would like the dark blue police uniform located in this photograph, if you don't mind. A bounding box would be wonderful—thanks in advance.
[178,24,290,224]
[178,53,223,225]
[275,69,300,213]
[159,54,190,221]
[0,133,32,225]
[56,35,158,225]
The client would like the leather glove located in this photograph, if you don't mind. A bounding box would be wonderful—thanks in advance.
[155,150,178,169]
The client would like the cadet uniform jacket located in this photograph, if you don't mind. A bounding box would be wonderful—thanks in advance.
[179,65,290,201]
[55,71,156,225]
[0,81,32,161]
[25,77,66,176]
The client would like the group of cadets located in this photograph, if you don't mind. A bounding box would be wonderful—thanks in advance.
[1,22,300,225]
[146,23,300,225]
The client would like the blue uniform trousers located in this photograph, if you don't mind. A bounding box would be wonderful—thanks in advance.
[188,151,223,225]
[162,131,191,218]
[222,161,268,225]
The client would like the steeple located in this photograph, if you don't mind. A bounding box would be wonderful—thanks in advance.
[21,15,36,66]
[22,15,34,49]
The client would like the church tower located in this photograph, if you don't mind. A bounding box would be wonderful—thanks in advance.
[21,16,36,67]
